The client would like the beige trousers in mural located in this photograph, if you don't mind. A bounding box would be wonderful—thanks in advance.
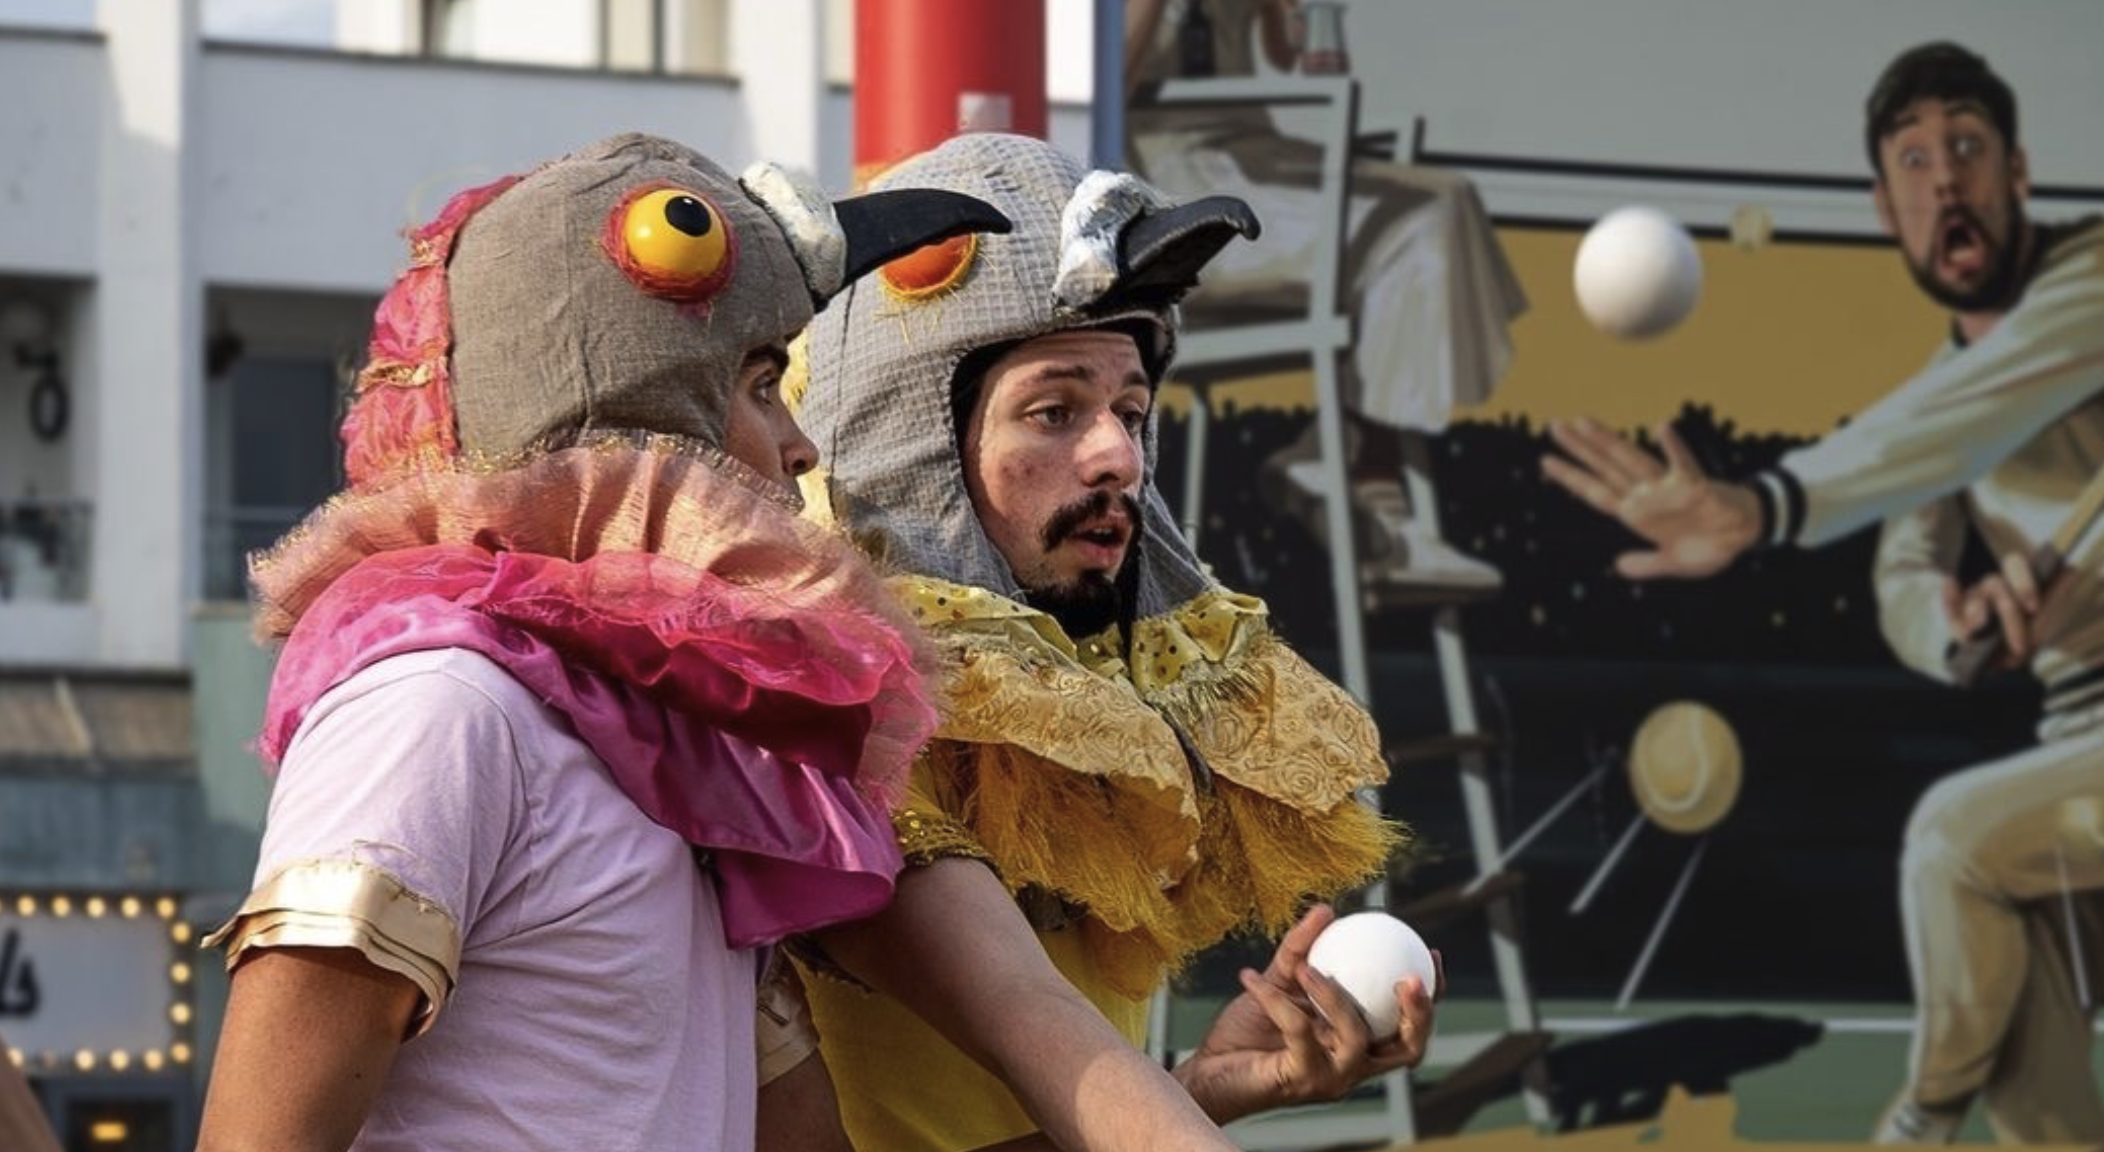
[1901,699,2104,1142]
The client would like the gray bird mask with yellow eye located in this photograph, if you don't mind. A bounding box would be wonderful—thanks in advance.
[346,132,1009,484]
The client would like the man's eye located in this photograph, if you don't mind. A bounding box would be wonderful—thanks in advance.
[1029,406,1071,427]
[1900,146,1928,169]
[751,374,780,405]
[1119,408,1149,434]
[1952,135,1982,160]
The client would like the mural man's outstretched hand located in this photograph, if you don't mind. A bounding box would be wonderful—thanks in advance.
[1542,418,1764,580]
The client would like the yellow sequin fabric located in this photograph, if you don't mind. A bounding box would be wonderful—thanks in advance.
[888,576,1404,997]
[893,805,993,869]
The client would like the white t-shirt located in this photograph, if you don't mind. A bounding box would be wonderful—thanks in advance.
[252,647,758,1152]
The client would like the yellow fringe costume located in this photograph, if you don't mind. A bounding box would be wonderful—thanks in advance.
[792,131,1407,1152]
[800,579,1402,1151]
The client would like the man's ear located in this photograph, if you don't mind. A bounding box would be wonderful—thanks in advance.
[2010,145,2031,202]
[1872,179,1898,239]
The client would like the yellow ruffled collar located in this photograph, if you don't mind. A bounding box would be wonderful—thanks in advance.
[892,576,1380,813]
[887,575,1400,994]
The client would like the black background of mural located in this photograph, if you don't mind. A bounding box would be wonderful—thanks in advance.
[1156,404,2041,1003]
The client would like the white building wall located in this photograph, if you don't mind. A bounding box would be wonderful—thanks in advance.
[88,0,202,668]
[0,32,103,276]
[729,0,821,174]
[196,47,749,293]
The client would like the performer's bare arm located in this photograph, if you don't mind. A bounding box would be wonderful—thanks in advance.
[757,1053,855,1152]
[816,857,1241,1152]
[0,1028,60,1152]
[196,948,419,1152]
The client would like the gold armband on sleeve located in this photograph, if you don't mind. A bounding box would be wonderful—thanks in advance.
[202,859,463,1037]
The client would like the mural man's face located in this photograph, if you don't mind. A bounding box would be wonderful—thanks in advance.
[961,329,1150,630]
[1873,97,2031,313]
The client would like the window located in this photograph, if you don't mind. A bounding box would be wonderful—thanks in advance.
[603,0,659,70]
[203,355,343,602]
[649,0,729,75]
[423,0,475,57]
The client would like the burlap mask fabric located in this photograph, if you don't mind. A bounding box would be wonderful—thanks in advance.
[800,133,1210,616]
[449,133,816,456]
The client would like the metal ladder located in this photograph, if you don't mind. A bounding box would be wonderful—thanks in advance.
[1136,72,1552,1147]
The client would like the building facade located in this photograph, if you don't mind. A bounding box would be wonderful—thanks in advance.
[0,1,1085,1144]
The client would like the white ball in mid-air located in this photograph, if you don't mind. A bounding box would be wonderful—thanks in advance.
[1306,912,1438,1040]
[1573,205,1703,339]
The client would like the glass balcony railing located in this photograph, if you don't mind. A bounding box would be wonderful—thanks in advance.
[203,506,310,603]
[0,498,91,603]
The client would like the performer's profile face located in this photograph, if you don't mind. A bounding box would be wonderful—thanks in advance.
[961,329,1150,616]
[722,342,818,493]
[1872,97,2031,312]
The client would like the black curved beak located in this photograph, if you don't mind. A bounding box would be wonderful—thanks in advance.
[831,189,1013,305]
[1105,196,1261,310]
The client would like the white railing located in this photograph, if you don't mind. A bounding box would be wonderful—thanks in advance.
[203,506,312,603]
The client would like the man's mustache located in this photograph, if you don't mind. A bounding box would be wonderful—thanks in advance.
[1041,491,1143,552]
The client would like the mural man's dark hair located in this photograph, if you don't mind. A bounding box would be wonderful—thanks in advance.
[1865,42,2019,176]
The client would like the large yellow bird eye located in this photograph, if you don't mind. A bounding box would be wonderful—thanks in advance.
[605,185,737,304]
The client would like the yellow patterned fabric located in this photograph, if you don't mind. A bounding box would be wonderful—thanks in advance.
[893,805,994,869]
[886,576,1402,997]
[801,921,1149,1152]
[803,580,1402,1152]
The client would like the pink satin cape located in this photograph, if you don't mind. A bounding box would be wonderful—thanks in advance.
[251,444,938,949]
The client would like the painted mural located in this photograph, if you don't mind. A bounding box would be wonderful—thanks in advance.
[1126,0,2103,1144]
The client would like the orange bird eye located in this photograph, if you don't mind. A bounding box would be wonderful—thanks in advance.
[880,232,978,301]
[605,185,737,304]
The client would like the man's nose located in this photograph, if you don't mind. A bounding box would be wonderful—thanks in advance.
[1928,147,1964,198]
[1079,410,1142,490]
[783,423,819,477]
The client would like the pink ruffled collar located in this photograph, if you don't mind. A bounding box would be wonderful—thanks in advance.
[254,447,938,948]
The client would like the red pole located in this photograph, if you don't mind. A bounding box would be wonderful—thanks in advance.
[854,0,1046,186]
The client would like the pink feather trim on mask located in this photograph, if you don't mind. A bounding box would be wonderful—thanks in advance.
[341,174,521,486]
